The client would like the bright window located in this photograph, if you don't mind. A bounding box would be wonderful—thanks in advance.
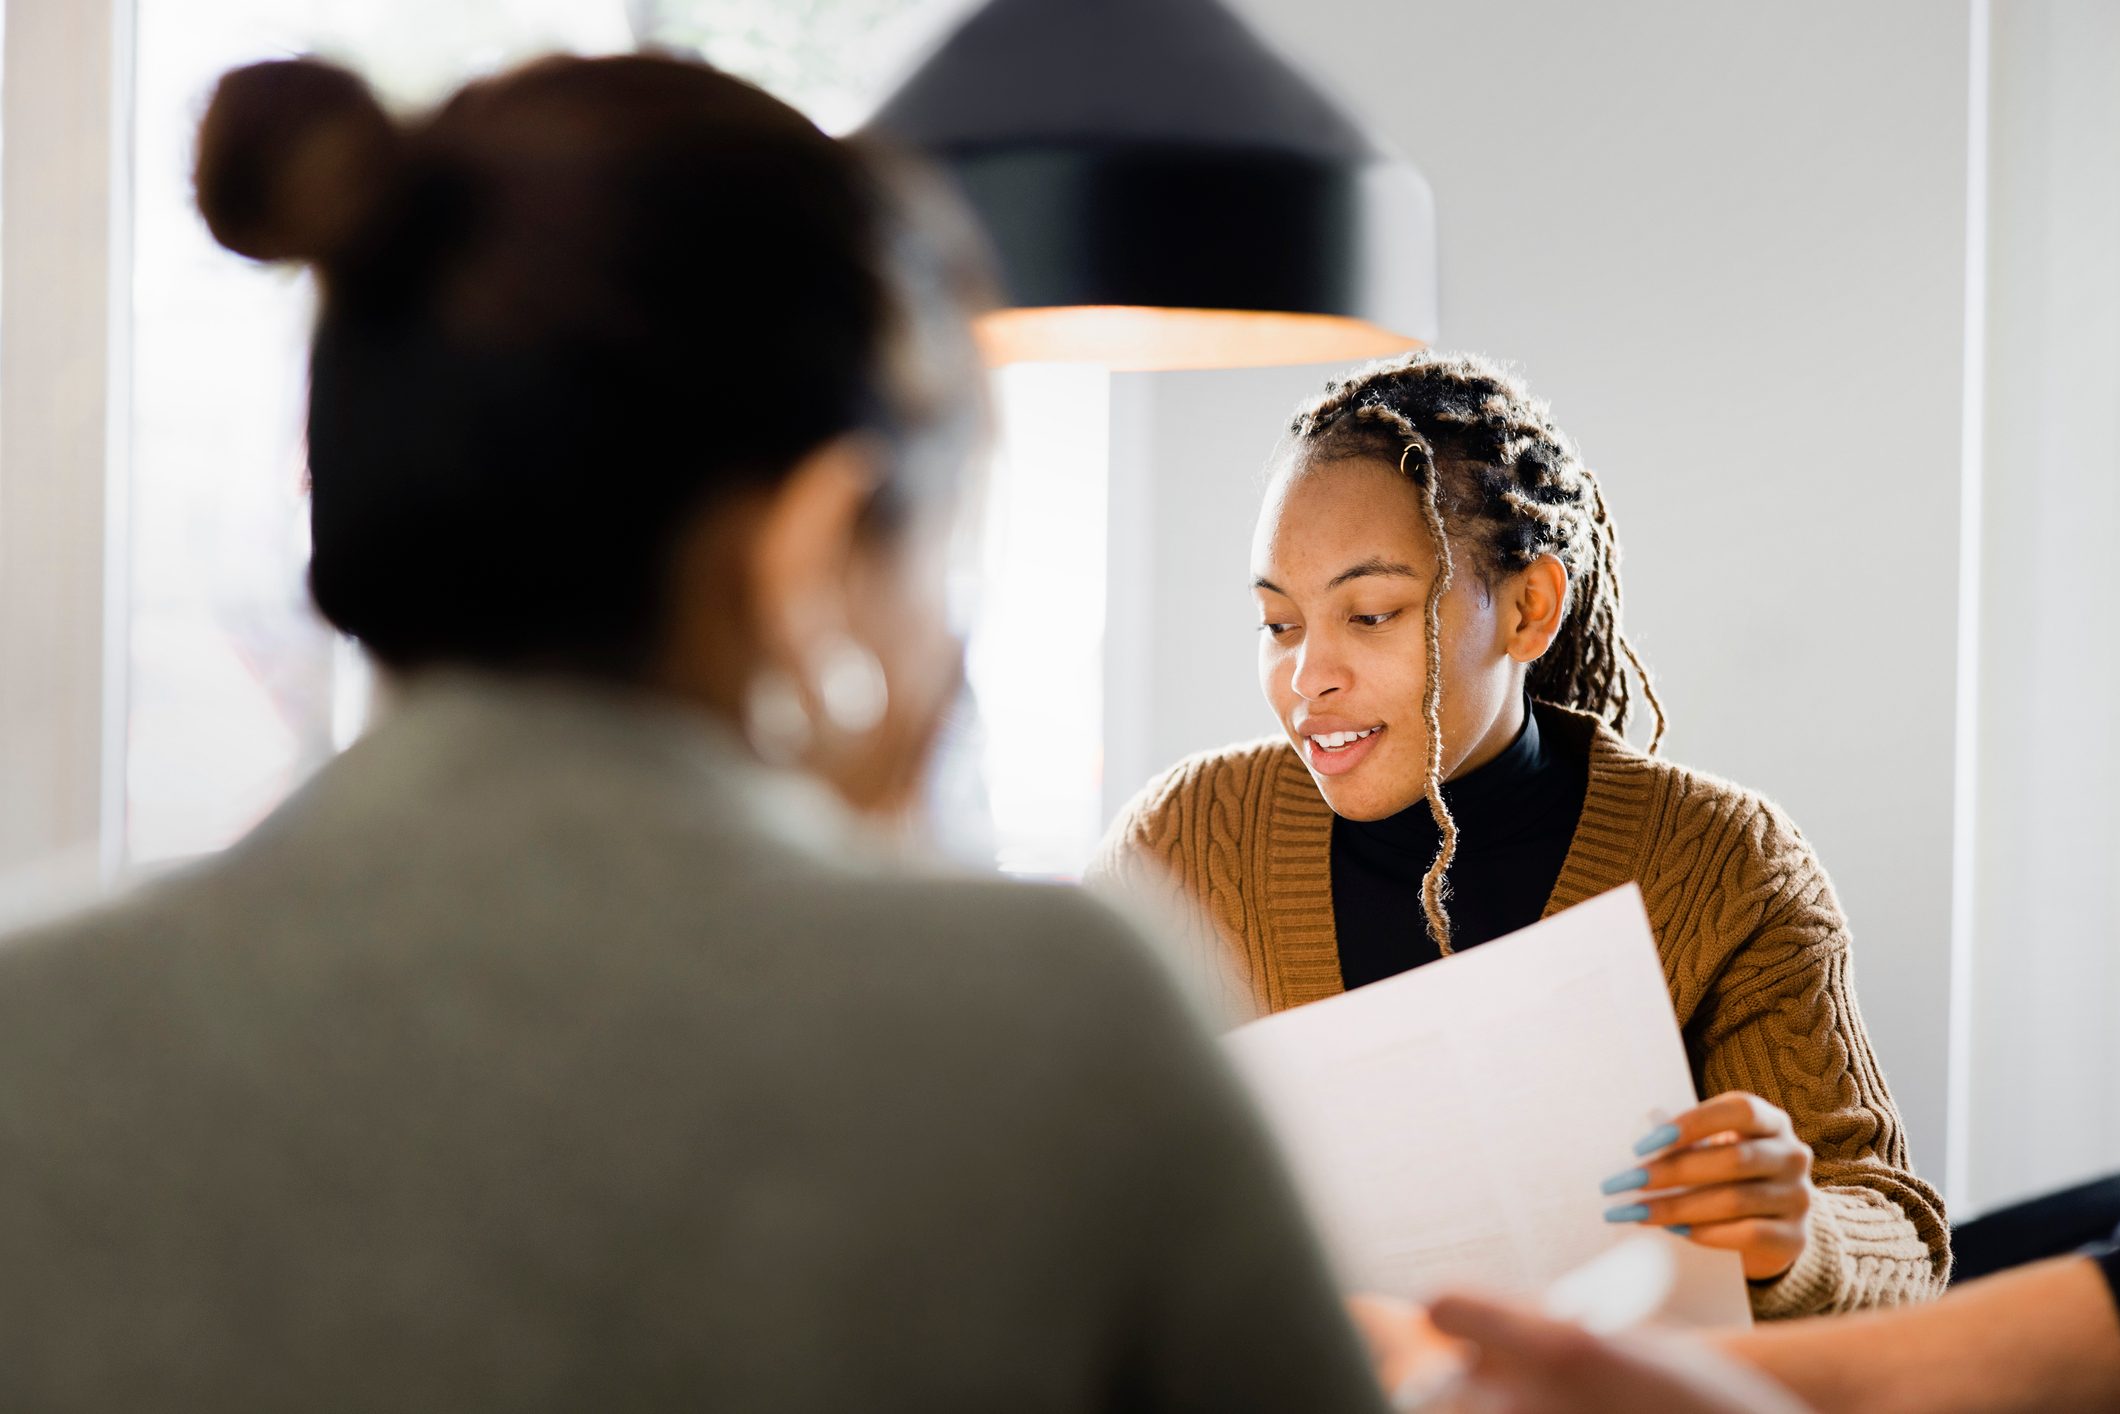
[966,366,1110,877]
[126,0,638,864]
[122,0,1112,878]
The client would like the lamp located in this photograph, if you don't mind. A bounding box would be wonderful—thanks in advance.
[866,0,1436,371]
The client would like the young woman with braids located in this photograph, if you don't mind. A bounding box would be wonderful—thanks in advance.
[1091,350,1949,1320]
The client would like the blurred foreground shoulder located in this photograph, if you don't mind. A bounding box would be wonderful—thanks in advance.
[887,878,1389,1414]
[868,866,1212,1020]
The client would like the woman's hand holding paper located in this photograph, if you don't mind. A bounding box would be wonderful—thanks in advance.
[1600,1091,1815,1282]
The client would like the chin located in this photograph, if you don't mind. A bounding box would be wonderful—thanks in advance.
[1309,776,1391,822]
[1301,748,1427,821]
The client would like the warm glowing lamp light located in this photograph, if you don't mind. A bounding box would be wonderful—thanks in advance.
[866,0,1438,371]
[976,307,1423,373]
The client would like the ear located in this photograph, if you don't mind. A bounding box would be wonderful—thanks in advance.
[1503,553,1569,663]
[747,435,883,671]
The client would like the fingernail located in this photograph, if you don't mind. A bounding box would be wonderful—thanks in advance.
[1602,1203,1650,1224]
[1667,1225,1692,1237]
[1599,1168,1649,1195]
[1633,1123,1680,1156]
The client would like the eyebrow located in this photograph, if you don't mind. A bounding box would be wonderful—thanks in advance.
[1252,558,1424,595]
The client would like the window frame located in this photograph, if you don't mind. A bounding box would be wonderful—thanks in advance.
[0,0,135,900]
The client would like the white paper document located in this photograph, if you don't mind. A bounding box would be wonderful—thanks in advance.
[1225,883,1751,1328]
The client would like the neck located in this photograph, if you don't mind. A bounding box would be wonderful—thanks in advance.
[1448,686,1529,782]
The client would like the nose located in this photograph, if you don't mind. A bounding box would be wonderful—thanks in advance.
[1289,633,1349,702]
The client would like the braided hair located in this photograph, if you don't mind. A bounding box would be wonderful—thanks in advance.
[1288,349,1665,952]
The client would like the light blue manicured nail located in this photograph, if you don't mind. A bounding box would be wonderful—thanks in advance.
[1668,1225,1692,1237]
[1633,1123,1681,1156]
[1603,1203,1651,1224]
[1600,1168,1649,1196]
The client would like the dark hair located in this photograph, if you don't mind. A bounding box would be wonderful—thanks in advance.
[1288,349,1665,951]
[195,54,990,675]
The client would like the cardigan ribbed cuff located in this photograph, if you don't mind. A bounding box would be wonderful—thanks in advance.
[1748,1196,1849,1319]
[1748,1188,1945,1319]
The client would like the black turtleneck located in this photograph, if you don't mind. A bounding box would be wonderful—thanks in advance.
[1332,699,1591,990]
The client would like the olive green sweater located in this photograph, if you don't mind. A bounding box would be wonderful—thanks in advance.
[1089,705,1950,1320]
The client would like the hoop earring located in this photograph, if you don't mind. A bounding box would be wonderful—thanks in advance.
[743,667,813,768]
[815,635,889,737]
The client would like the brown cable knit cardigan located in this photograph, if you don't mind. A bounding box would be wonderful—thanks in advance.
[1088,704,1950,1320]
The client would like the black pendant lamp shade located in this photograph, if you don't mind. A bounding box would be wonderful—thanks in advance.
[866,0,1437,371]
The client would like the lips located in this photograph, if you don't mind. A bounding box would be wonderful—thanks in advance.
[1301,722,1385,777]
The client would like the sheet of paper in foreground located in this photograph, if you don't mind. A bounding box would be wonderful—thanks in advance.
[1224,883,1751,1329]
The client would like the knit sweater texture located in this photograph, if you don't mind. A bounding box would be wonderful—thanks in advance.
[1088,705,1950,1320]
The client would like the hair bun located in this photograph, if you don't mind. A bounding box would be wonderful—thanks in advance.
[195,58,398,264]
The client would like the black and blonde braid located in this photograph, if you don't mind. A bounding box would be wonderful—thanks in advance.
[1289,350,1666,952]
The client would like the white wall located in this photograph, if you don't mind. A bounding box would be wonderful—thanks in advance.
[1101,363,1328,822]
[1965,0,2120,1213]
[1103,0,1977,1190]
